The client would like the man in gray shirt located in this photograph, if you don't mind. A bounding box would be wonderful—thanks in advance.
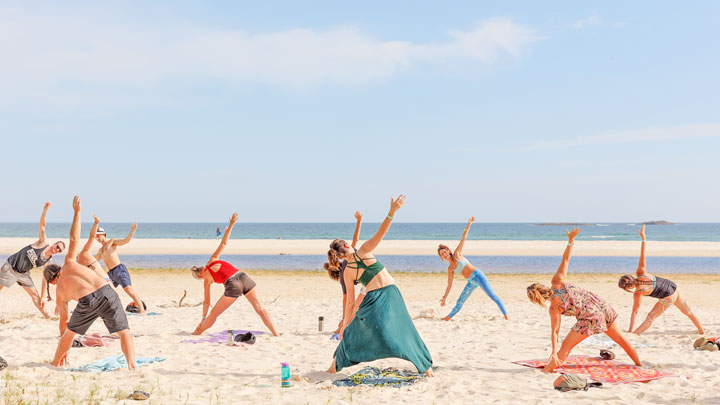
[0,202,64,318]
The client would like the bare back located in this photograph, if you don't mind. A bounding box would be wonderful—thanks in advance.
[347,251,395,293]
[57,262,108,302]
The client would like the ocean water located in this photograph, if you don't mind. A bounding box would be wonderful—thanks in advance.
[1,222,719,241]
[3,254,718,274]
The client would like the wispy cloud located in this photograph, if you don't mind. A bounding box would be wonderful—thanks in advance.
[0,9,541,102]
[522,123,720,150]
[572,13,601,29]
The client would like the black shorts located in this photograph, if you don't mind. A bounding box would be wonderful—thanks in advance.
[223,272,256,298]
[67,285,129,335]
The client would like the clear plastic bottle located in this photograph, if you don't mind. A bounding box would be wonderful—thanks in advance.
[318,316,324,332]
[281,362,291,387]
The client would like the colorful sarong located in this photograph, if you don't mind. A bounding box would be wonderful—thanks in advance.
[513,355,678,383]
[333,366,420,387]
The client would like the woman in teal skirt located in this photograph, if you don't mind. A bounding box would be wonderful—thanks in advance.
[326,195,434,377]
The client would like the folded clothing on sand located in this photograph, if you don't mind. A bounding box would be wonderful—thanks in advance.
[333,366,420,387]
[73,334,113,347]
[180,330,265,344]
[69,355,165,372]
[513,355,679,384]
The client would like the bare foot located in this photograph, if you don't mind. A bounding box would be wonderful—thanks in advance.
[327,359,337,374]
[424,367,434,377]
[504,314,509,320]
[442,316,451,322]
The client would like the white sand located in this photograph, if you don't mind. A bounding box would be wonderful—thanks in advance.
[2,237,720,256]
[1,270,718,404]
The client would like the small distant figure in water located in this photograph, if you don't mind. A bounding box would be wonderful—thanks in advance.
[216,227,222,239]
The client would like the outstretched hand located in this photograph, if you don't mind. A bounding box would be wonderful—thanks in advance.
[354,211,362,221]
[93,214,100,224]
[44,202,51,210]
[131,223,138,232]
[638,225,646,240]
[72,196,81,212]
[566,228,580,242]
[229,213,239,225]
[467,216,475,226]
[390,194,406,213]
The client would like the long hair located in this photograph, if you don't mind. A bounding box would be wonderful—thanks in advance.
[327,239,350,269]
[43,264,62,301]
[618,274,652,291]
[324,261,344,280]
[526,283,553,307]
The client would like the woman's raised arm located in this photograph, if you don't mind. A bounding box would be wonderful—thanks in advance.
[351,211,363,248]
[551,228,580,284]
[359,195,405,254]
[454,216,475,256]
[636,225,647,276]
[209,213,238,263]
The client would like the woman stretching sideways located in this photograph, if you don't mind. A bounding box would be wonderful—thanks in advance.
[527,229,640,372]
[618,225,703,335]
[438,216,508,321]
[326,195,433,376]
[191,213,278,336]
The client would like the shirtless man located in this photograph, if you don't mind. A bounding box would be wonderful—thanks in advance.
[41,213,108,307]
[45,196,136,369]
[95,222,146,314]
[0,202,63,318]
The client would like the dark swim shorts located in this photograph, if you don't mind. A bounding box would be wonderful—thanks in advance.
[223,272,256,298]
[67,284,129,335]
[108,263,132,288]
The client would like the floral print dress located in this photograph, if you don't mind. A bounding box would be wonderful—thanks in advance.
[555,282,618,335]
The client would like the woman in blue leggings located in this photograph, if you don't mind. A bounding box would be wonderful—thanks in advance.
[438,217,508,321]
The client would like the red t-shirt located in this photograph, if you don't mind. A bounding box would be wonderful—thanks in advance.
[206,260,238,284]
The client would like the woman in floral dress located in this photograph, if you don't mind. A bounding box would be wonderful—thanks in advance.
[526,228,641,372]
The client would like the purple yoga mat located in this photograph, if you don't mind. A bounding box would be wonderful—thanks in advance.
[181,329,265,344]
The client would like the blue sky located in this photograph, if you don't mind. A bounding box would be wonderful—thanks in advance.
[1,1,718,222]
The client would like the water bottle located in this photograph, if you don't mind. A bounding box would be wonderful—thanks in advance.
[318,316,324,332]
[227,330,234,346]
[281,362,291,387]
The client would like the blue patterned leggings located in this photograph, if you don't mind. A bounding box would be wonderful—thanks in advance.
[447,269,507,318]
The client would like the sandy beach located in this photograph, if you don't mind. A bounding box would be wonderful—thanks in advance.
[2,237,719,257]
[1,269,718,404]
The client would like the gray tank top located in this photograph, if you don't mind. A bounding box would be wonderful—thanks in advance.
[7,244,51,273]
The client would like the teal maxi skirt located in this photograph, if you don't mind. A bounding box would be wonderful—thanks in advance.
[334,284,433,374]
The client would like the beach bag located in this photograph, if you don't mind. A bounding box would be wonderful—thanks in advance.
[554,374,603,392]
[126,301,147,313]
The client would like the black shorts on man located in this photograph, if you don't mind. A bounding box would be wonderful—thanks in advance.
[67,285,129,335]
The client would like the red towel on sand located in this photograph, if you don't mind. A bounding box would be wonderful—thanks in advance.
[513,355,678,384]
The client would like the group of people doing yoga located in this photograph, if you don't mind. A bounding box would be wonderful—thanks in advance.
[1,197,706,375]
[324,208,705,376]
[526,225,703,372]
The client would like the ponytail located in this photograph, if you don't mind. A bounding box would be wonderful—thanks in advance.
[324,262,341,280]
[526,283,553,307]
